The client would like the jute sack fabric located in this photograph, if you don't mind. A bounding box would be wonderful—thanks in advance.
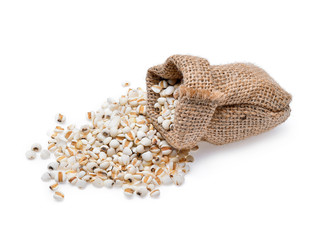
[146,55,291,150]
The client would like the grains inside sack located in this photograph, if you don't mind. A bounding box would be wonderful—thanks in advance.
[29,83,196,200]
[151,79,180,131]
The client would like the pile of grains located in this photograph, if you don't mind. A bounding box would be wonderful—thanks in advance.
[151,79,181,131]
[27,82,196,201]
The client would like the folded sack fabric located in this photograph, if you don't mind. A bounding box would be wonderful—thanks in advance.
[146,55,291,150]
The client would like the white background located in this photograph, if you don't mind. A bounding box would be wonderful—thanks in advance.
[0,1,319,239]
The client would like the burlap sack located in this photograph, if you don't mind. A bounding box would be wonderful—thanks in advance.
[146,55,291,150]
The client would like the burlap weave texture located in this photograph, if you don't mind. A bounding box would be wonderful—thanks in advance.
[146,55,291,150]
